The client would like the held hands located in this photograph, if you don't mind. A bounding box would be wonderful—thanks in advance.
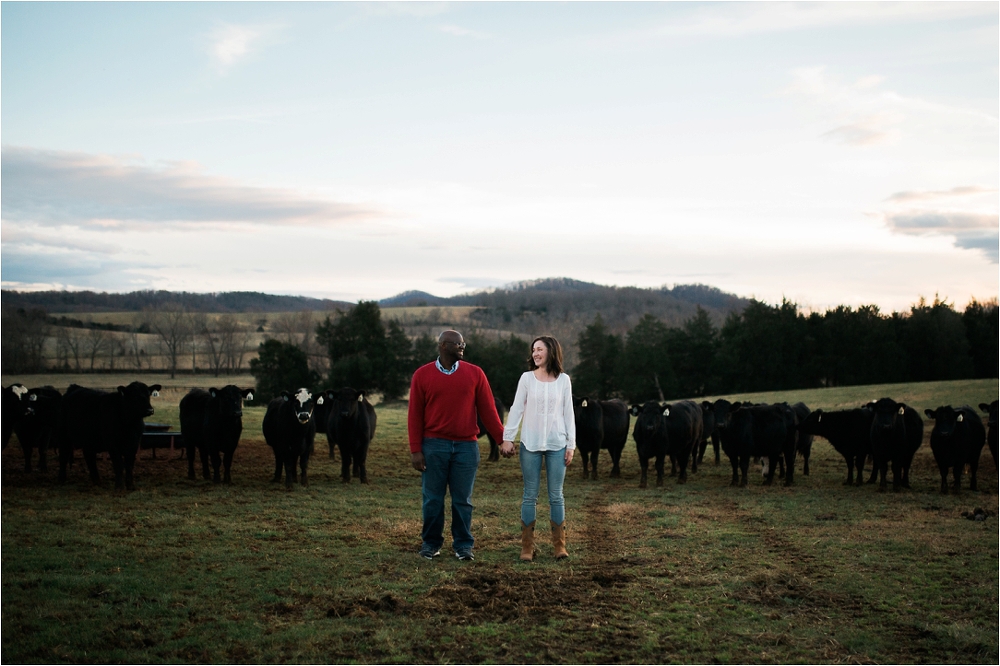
[499,440,517,458]
[564,448,574,467]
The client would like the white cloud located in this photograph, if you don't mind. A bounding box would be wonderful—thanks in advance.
[648,2,996,39]
[0,147,385,229]
[209,23,275,71]
[879,185,999,263]
[438,24,490,40]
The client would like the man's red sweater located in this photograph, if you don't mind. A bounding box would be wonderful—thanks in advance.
[407,360,505,453]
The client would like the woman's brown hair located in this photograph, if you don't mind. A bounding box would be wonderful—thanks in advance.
[528,335,564,377]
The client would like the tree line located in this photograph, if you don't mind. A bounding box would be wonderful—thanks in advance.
[571,297,999,403]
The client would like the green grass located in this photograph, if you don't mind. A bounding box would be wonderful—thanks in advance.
[3,379,998,664]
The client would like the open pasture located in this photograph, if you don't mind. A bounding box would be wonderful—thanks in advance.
[2,380,998,664]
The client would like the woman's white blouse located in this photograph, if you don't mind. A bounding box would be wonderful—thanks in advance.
[503,372,576,452]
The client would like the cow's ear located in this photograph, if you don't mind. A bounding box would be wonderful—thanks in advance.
[731,402,741,411]
[980,403,990,412]
[662,405,671,416]
[281,391,290,402]
[357,394,363,403]
[957,413,964,422]
[924,409,935,419]
[210,388,218,397]
[702,401,712,409]
[149,384,162,397]
[581,399,588,408]
[244,389,255,401]
[897,405,905,415]
[28,392,38,402]
[317,396,324,405]
[629,404,639,415]
[117,386,127,395]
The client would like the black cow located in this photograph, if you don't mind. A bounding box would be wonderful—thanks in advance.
[313,391,334,457]
[13,386,62,473]
[665,400,703,482]
[180,386,254,484]
[925,405,987,494]
[630,401,670,488]
[263,388,320,489]
[323,387,377,484]
[573,397,629,479]
[57,382,162,490]
[791,402,814,475]
[980,401,998,471]
[797,407,874,485]
[574,396,603,479]
[478,395,507,462]
[898,406,924,489]
[868,398,909,492]
[599,399,629,479]
[3,384,30,449]
[698,401,720,466]
[723,403,794,487]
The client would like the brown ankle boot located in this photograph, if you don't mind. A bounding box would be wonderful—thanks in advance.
[520,521,536,561]
[551,520,568,559]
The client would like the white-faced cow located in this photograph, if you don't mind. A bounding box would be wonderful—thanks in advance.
[14,386,62,473]
[323,387,377,484]
[980,401,998,471]
[925,405,987,494]
[57,382,162,490]
[263,388,320,489]
[180,386,254,484]
[3,384,30,450]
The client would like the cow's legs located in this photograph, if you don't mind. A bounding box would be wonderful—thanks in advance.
[783,449,795,487]
[271,450,283,483]
[639,456,649,488]
[340,445,352,483]
[676,451,689,484]
[186,442,197,480]
[609,448,622,478]
[853,455,866,487]
[284,454,297,488]
[739,455,750,487]
[728,454,740,486]
[124,452,137,491]
[211,449,222,484]
[84,449,101,485]
[669,455,677,477]
[223,450,234,484]
[201,447,211,480]
[299,450,310,487]
[38,441,49,472]
[655,454,666,487]
[357,444,370,484]
[951,463,963,494]
[110,450,125,490]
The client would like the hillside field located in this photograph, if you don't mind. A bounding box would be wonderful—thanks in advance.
[2,379,998,664]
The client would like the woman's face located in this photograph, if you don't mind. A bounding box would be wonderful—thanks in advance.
[532,340,549,370]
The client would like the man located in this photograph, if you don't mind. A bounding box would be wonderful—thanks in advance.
[408,329,505,561]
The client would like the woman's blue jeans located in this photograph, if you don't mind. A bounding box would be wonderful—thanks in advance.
[420,438,480,553]
[519,444,567,525]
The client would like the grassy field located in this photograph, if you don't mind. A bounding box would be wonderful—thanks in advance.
[2,379,998,664]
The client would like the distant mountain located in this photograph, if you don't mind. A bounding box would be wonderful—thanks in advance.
[0,289,352,314]
[378,290,453,307]
[381,278,748,330]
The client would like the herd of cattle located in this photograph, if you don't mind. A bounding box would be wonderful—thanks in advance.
[2,381,998,496]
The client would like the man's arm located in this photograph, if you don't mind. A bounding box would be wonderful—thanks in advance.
[475,370,505,445]
[407,371,427,471]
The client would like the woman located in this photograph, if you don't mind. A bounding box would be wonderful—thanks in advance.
[500,335,575,561]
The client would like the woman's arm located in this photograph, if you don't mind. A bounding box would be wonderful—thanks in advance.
[502,373,529,442]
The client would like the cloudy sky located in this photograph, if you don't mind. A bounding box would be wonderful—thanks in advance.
[2,2,997,312]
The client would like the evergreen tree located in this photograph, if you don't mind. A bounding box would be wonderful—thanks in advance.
[963,298,999,379]
[249,339,318,401]
[573,314,623,399]
[619,314,675,403]
[464,333,530,405]
[900,296,973,381]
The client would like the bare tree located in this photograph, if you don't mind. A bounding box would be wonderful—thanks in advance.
[1,308,50,373]
[55,326,84,371]
[146,304,193,379]
[107,333,128,371]
[218,314,253,374]
[83,324,109,371]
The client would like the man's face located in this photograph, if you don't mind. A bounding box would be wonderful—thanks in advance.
[439,332,466,361]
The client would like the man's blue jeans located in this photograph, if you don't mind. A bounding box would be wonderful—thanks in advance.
[421,438,480,553]
[519,444,567,525]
